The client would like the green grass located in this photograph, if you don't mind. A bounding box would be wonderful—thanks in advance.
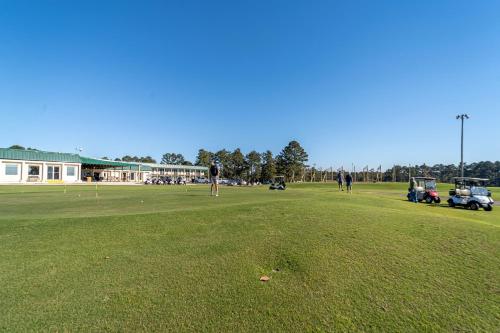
[0,183,499,332]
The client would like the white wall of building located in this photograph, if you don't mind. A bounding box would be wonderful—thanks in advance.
[0,161,23,183]
[1,159,205,184]
[22,162,43,182]
[0,159,82,183]
[63,164,80,183]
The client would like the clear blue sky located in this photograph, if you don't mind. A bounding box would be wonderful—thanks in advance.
[1,0,499,169]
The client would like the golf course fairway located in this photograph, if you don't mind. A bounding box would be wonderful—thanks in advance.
[1,183,498,331]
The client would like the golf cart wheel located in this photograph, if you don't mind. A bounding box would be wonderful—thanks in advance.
[484,205,493,212]
[435,197,441,204]
[425,196,433,204]
[447,199,455,207]
[469,202,479,211]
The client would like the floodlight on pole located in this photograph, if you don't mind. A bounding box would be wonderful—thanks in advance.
[456,114,469,178]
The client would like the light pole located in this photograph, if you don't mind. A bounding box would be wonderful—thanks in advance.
[75,147,83,182]
[456,114,469,178]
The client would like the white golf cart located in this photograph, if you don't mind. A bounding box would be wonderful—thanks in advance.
[269,176,286,190]
[447,177,494,211]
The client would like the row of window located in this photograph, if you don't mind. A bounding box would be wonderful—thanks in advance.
[4,164,76,179]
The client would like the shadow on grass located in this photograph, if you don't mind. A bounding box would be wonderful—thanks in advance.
[399,198,456,209]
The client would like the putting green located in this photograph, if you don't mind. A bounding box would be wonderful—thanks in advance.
[0,183,498,331]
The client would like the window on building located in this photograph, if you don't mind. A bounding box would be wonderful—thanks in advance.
[48,166,61,180]
[28,165,40,176]
[130,172,135,180]
[67,166,75,177]
[5,164,18,175]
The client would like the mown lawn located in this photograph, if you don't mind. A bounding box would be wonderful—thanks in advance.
[0,183,498,332]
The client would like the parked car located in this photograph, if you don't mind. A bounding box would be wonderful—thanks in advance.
[194,177,209,184]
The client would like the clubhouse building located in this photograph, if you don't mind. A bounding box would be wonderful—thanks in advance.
[0,148,207,184]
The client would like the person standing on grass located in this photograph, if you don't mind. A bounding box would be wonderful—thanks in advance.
[409,177,418,203]
[345,172,353,193]
[337,171,344,191]
[210,161,220,197]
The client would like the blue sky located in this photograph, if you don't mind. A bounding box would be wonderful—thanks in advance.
[1,0,499,169]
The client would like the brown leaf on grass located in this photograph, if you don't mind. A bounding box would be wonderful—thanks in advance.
[260,275,270,282]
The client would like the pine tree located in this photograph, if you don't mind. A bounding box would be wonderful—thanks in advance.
[276,141,308,182]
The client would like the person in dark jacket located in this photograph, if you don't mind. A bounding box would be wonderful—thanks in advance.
[210,161,220,197]
[337,172,344,191]
[345,172,353,193]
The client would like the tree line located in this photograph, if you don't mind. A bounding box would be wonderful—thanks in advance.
[8,145,498,185]
[8,145,40,151]
[194,140,308,182]
[105,153,194,165]
[96,155,500,185]
[382,162,500,184]
[301,162,500,185]
[102,155,157,163]
[94,140,309,183]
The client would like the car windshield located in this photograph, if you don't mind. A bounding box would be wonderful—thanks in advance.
[424,180,436,189]
[470,186,488,196]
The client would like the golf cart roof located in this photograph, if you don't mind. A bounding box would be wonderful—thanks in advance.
[453,177,489,181]
[413,177,436,180]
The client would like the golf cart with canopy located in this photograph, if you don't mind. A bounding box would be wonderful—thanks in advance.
[448,177,494,211]
[407,177,441,203]
[269,176,286,190]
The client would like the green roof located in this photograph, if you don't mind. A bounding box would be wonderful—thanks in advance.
[79,157,128,167]
[0,149,153,171]
[0,148,81,163]
[79,157,152,171]
[127,162,153,171]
